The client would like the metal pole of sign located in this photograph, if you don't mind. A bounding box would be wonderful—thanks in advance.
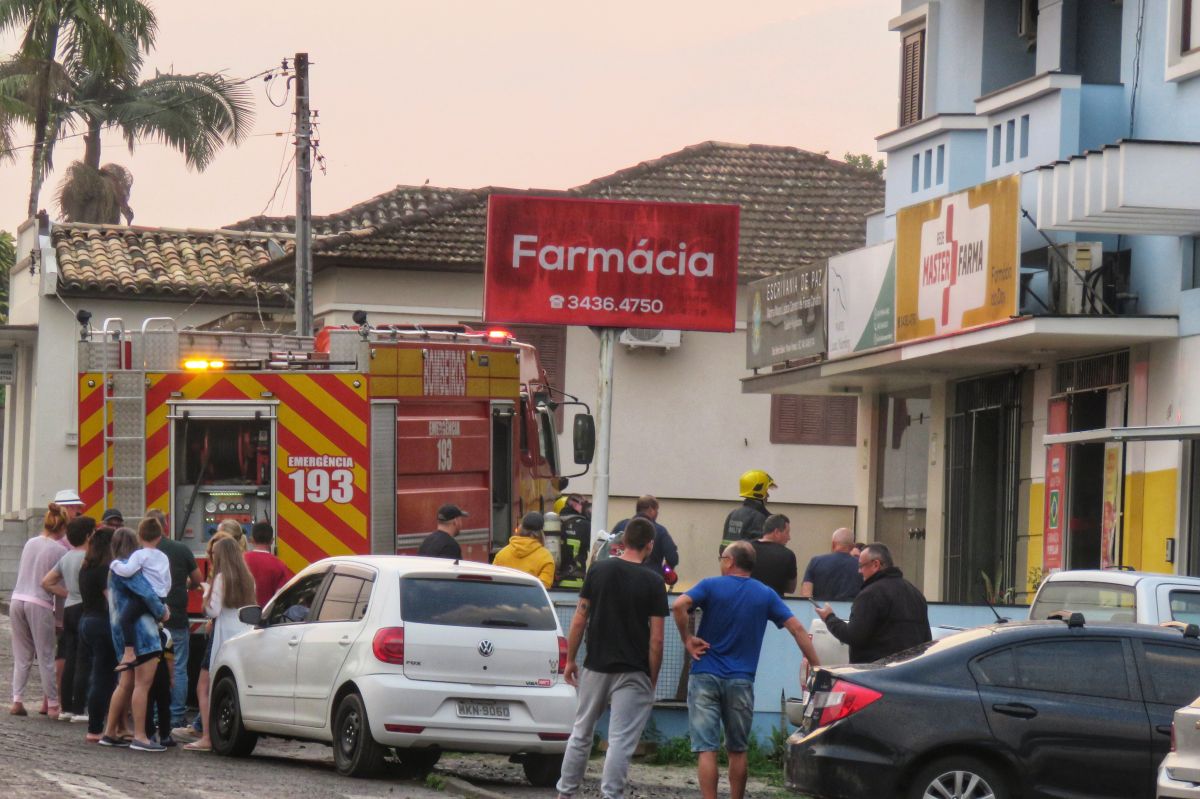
[590,327,619,539]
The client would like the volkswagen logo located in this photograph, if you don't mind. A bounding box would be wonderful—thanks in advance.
[478,640,494,657]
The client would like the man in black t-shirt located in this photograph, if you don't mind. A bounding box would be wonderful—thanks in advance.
[148,509,201,730]
[417,504,468,559]
[557,518,666,799]
[750,514,798,597]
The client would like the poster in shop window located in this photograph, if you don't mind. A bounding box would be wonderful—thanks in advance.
[894,174,1020,343]
[1100,443,1123,570]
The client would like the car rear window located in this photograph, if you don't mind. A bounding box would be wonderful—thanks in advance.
[1029,581,1136,622]
[1169,591,1200,625]
[399,576,557,630]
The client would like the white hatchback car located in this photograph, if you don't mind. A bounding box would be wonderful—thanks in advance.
[209,555,576,784]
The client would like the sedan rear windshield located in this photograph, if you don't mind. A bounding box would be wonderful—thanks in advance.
[1029,581,1136,622]
[400,576,557,630]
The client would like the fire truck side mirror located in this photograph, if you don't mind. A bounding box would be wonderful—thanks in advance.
[573,413,596,465]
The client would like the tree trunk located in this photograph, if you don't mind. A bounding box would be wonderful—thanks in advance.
[84,121,102,170]
[26,24,61,220]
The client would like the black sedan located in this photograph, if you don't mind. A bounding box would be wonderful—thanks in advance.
[787,616,1200,799]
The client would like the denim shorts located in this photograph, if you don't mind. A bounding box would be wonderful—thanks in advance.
[687,672,755,753]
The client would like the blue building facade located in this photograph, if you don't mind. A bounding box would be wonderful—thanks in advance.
[746,1,1200,604]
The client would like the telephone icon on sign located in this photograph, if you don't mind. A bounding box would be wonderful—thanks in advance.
[549,295,564,309]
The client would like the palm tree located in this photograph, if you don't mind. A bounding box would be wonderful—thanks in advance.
[0,0,156,217]
[54,67,254,223]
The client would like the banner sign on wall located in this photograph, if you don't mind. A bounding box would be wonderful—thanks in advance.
[895,174,1020,343]
[1043,398,1069,572]
[745,261,825,369]
[483,195,740,332]
[827,242,896,359]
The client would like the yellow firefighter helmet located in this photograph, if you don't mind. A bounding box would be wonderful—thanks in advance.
[553,495,569,515]
[738,469,777,500]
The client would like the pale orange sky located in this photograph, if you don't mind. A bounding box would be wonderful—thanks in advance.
[0,0,899,233]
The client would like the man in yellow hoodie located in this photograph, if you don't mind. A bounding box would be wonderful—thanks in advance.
[494,512,556,589]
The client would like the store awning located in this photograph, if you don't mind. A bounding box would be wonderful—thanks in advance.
[1036,140,1200,235]
[0,325,37,345]
[1043,425,1200,446]
[742,315,1178,396]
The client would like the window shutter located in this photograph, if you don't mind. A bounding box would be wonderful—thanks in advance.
[771,395,857,447]
[507,324,567,430]
[900,29,925,127]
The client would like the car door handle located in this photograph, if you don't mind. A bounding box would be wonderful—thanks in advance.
[992,703,1038,719]
[288,637,300,647]
[1157,724,1173,736]
[338,636,351,647]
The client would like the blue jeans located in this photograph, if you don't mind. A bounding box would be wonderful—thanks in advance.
[109,573,164,657]
[687,672,755,753]
[78,614,116,735]
[167,627,190,727]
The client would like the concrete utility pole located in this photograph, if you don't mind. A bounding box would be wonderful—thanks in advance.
[294,52,314,337]
[590,327,618,538]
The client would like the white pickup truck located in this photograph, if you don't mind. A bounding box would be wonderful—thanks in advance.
[806,569,1200,674]
[1027,569,1200,625]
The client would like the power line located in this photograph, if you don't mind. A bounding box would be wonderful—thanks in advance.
[0,65,284,158]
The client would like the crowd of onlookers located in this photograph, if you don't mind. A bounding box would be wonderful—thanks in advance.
[8,490,289,753]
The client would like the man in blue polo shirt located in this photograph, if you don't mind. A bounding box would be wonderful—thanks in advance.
[672,541,820,799]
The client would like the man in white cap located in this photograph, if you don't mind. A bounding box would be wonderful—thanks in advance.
[53,490,85,519]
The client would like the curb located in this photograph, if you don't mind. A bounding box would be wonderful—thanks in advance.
[439,775,518,799]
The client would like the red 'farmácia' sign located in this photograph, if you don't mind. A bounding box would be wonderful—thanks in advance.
[484,195,739,332]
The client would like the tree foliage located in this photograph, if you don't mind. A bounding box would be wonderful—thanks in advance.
[844,152,885,175]
[0,229,13,323]
[0,0,254,222]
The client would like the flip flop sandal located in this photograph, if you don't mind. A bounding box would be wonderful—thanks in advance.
[182,741,211,752]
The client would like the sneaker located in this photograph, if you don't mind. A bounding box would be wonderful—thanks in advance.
[130,739,167,752]
[71,713,89,724]
[159,735,177,748]
[98,735,130,747]
[171,726,198,742]
[58,712,74,722]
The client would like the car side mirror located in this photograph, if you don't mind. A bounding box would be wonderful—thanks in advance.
[573,413,595,465]
[238,605,263,626]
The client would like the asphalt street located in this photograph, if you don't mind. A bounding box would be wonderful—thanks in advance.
[0,609,750,799]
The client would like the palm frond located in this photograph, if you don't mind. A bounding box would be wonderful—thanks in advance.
[111,71,255,171]
[56,159,133,224]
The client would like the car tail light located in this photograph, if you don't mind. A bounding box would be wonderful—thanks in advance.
[557,636,567,674]
[814,679,882,727]
[456,574,493,582]
[372,626,405,664]
[1171,722,1177,752]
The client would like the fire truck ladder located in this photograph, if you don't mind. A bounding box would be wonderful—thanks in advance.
[99,317,178,525]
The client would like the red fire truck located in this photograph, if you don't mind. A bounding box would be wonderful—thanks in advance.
[76,317,593,588]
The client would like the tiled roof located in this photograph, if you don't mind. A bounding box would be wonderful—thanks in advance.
[227,185,470,236]
[53,223,291,302]
[248,142,884,282]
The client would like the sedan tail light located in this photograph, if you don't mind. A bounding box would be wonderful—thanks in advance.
[813,679,882,728]
[557,635,567,674]
[1171,721,1177,753]
[372,626,405,664]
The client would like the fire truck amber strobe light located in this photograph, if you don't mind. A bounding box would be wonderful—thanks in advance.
[183,359,226,371]
[486,328,512,341]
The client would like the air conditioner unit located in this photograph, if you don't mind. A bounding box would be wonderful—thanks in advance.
[619,328,681,349]
[1018,0,1038,40]
[1058,242,1103,315]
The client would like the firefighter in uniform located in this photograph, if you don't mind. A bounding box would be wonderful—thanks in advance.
[720,470,776,552]
[554,493,591,589]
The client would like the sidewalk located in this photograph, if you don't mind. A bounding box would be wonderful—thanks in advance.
[0,590,9,615]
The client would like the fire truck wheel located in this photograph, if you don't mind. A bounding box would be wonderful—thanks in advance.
[522,752,565,787]
[333,692,386,778]
[209,675,258,757]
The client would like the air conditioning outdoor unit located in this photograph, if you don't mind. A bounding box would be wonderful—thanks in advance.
[619,328,682,349]
[1057,242,1103,315]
